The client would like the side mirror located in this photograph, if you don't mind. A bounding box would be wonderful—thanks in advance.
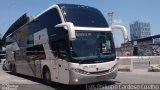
[110,25,129,43]
[55,22,76,40]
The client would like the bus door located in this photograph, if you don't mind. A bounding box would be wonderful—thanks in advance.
[58,41,70,84]
[51,43,60,82]
[58,58,69,84]
[53,57,59,82]
[51,41,69,84]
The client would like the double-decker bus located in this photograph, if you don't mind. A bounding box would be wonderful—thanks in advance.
[3,4,128,85]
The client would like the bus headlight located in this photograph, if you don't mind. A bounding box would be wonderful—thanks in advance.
[109,64,117,72]
[73,78,79,82]
[71,68,89,75]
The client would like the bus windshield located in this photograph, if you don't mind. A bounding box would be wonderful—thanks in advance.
[70,31,115,61]
[61,6,109,27]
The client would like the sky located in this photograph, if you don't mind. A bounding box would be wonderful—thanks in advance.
[0,0,160,47]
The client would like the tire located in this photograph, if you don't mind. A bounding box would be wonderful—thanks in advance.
[3,66,7,71]
[10,64,17,74]
[43,67,52,84]
[12,65,17,74]
[10,64,12,71]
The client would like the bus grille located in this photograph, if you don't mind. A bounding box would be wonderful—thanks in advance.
[89,70,109,75]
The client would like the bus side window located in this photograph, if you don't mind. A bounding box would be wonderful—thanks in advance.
[14,49,27,61]
[50,40,69,60]
[27,45,46,60]
[6,33,15,45]
[51,43,59,58]
[58,40,69,59]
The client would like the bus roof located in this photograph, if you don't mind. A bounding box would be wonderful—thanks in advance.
[2,14,31,43]
[2,4,101,46]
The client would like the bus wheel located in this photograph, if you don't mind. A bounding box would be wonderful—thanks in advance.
[10,64,12,71]
[12,64,17,74]
[43,67,52,84]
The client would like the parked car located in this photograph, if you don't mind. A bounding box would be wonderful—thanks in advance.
[2,60,8,71]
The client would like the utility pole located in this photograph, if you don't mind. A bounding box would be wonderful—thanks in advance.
[108,12,114,26]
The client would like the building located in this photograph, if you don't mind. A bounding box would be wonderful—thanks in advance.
[116,34,160,56]
[0,38,2,51]
[130,21,151,40]
[0,38,5,60]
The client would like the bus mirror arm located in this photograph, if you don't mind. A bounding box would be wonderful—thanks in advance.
[55,22,76,41]
[110,25,129,43]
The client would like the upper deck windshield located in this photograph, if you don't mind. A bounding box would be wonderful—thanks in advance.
[70,31,115,61]
[60,5,109,27]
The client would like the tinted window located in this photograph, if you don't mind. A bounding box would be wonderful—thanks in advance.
[29,9,61,34]
[71,31,115,60]
[6,33,16,45]
[28,8,62,43]
[61,7,109,27]
[15,49,27,61]
[15,25,28,47]
[27,45,46,60]
[50,39,70,59]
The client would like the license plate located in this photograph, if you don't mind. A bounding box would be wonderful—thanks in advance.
[97,75,105,80]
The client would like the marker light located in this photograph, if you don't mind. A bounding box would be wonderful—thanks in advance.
[74,79,79,82]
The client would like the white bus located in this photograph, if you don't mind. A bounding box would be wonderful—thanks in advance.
[3,4,128,85]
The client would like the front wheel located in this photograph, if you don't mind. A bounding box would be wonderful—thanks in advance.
[43,68,52,84]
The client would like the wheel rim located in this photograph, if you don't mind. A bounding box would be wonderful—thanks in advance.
[45,71,50,81]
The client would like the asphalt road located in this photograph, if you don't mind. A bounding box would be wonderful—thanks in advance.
[0,60,160,90]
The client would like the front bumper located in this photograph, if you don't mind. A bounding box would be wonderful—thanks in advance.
[69,67,118,85]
